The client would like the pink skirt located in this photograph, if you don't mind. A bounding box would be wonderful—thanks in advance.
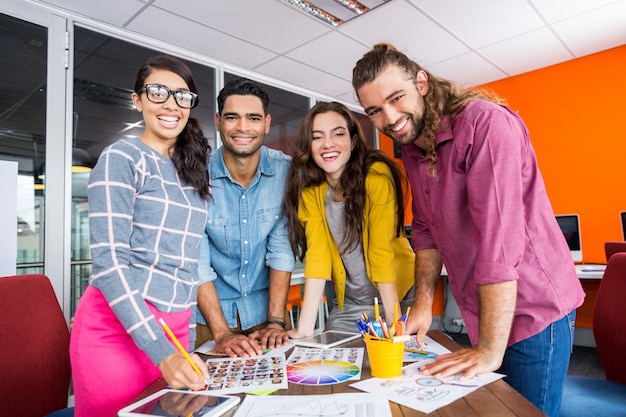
[70,286,191,417]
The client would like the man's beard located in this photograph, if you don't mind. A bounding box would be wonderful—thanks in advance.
[221,137,263,157]
[385,113,424,146]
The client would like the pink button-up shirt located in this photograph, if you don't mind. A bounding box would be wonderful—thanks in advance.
[403,99,585,347]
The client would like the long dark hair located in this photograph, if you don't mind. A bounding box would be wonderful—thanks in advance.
[134,55,210,199]
[353,43,505,168]
[283,101,407,261]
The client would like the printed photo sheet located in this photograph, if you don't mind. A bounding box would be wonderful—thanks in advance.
[203,353,288,394]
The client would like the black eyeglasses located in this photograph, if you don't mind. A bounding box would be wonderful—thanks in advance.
[138,84,198,109]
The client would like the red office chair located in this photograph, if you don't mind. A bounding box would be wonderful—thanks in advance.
[604,240,626,262]
[560,253,626,416]
[593,252,626,384]
[0,274,73,417]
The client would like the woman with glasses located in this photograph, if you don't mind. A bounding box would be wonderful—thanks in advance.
[70,55,211,417]
[283,101,415,338]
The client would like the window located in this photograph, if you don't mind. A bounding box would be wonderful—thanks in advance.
[0,13,47,276]
[224,73,310,155]
[69,27,217,317]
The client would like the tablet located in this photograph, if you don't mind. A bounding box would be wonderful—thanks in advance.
[118,389,240,417]
[292,330,361,349]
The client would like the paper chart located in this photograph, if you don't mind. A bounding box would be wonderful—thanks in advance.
[203,353,288,394]
[402,334,448,362]
[350,336,505,414]
[286,347,364,385]
[232,392,392,417]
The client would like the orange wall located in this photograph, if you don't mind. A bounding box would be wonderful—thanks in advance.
[382,44,626,264]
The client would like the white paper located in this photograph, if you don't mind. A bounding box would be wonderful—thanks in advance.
[402,334,450,362]
[233,393,392,417]
[351,335,505,414]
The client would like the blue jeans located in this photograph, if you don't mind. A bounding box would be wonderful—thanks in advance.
[497,310,576,417]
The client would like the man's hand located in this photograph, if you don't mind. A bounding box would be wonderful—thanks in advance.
[419,344,504,381]
[404,306,432,348]
[214,331,263,358]
[250,324,290,350]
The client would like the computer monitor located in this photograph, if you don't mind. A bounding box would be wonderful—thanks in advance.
[621,211,626,241]
[555,214,582,262]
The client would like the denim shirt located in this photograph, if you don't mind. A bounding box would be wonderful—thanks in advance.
[196,146,295,330]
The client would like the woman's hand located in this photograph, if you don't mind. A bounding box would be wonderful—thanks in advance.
[287,327,315,339]
[158,351,208,391]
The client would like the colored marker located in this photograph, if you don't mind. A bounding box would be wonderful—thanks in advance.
[374,297,380,322]
[394,303,399,325]
[401,306,411,322]
[404,348,430,355]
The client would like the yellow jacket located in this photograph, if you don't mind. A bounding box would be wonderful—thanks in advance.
[298,161,415,311]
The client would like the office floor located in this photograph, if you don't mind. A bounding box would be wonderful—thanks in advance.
[449,333,606,379]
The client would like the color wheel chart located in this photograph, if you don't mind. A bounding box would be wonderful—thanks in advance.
[286,347,364,385]
[287,359,359,385]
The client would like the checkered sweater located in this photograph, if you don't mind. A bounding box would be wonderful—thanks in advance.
[88,138,208,365]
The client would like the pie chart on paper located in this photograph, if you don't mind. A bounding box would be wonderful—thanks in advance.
[287,359,360,385]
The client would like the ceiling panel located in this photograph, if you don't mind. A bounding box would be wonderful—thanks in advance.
[552,1,626,57]
[286,32,370,83]
[255,56,354,99]
[127,6,277,69]
[16,0,626,102]
[427,53,508,88]
[152,0,331,53]
[36,0,145,26]
[531,0,620,22]
[411,0,545,49]
[340,0,470,66]
[479,27,573,76]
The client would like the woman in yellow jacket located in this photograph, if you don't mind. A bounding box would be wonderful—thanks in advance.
[283,101,415,337]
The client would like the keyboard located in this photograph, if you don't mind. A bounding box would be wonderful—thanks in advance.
[574,264,607,273]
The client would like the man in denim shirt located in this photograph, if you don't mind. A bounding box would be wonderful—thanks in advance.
[195,78,295,358]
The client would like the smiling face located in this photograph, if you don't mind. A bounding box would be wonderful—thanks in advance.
[131,69,191,152]
[356,65,429,146]
[310,111,354,184]
[216,94,270,158]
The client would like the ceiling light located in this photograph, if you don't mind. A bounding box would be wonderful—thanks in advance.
[282,0,390,27]
[72,147,93,173]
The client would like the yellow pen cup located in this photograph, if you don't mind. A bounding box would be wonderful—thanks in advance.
[364,334,404,378]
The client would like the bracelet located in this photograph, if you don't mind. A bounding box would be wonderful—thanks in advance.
[266,319,286,329]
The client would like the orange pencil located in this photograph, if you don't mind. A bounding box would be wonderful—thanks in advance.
[158,318,202,376]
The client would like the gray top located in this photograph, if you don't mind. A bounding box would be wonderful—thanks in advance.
[324,187,378,305]
[88,137,208,365]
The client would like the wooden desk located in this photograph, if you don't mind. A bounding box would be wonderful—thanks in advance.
[132,330,545,417]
